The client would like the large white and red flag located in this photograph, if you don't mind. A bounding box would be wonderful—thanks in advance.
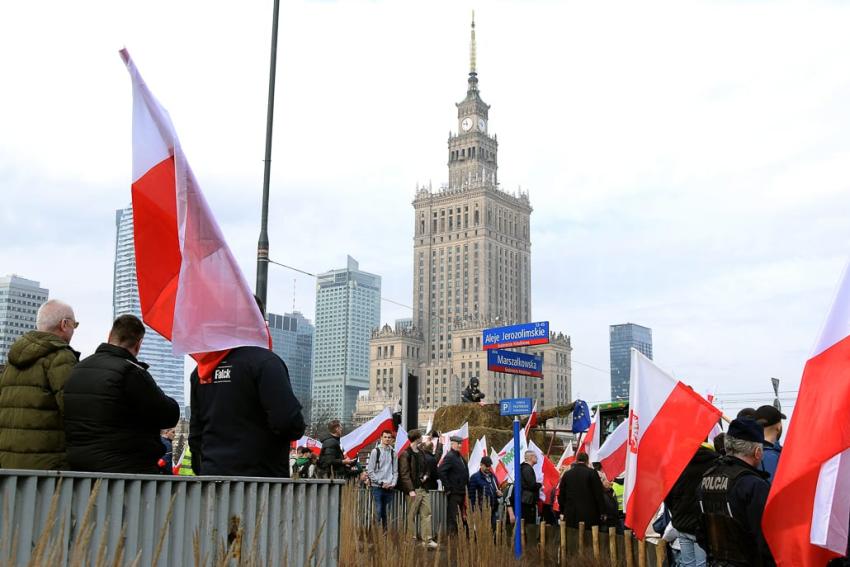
[523,402,538,440]
[394,425,410,455]
[120,50,269,378]
[763,262,850,566]
[596,419,628,481]
[468,436,488,477]
[556,442,575,470]
[440,422,470,463]
[491,448,509,485]
[340,407,395,459]
[291,435,322,456]
[578,410,600,460]
[624,350,722,538]
[529,440,561,502]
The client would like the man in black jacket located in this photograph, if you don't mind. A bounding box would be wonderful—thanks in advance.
[557,452,606,528]
[520,450,542,525]
[189,342,305,477]
[64,315,179,474]
[438,435,469,536]
[665,444,717,566]
[318,419,354,479]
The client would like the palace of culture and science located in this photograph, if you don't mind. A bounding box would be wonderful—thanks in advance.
[354,16,572,425]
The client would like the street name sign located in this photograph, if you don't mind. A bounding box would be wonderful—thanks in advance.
[487,349,543,377]
[482,321,549,350]
[500,397,533,416]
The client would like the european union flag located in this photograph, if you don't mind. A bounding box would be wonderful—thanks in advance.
[572,400,591,433]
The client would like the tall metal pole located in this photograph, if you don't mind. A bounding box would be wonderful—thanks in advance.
[255,0,281,312]
[513,374,522,558]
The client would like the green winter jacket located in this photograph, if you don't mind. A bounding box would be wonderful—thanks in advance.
[0,331,79,470]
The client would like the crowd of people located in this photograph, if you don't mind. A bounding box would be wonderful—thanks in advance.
[0,299,306,477]
[3,301,848,565]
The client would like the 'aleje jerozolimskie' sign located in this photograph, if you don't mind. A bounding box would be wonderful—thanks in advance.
[487,349,543,378]
[482,321,549,350]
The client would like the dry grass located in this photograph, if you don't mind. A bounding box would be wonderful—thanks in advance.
[338,484,619,567]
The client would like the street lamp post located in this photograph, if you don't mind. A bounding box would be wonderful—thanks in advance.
[255,0,281,312]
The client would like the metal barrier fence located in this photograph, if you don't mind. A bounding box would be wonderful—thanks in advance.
[0,469,344,567]
[353,488,448,535]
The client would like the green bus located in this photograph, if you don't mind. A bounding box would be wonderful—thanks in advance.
[593,401,629,445]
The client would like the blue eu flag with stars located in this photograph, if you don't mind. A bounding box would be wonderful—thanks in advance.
[572,400,591,433]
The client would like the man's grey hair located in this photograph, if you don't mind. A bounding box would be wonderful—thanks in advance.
[36,300,73,331]
[524,450,536,461]
[724,434,761,458]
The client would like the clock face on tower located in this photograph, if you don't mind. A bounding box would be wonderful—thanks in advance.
[461,117,473,131]
[478,118,486,132]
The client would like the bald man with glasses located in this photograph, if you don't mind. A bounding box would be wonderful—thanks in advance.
[0,299,80,469]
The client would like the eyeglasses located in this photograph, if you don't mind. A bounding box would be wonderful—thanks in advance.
[63,318,80,329]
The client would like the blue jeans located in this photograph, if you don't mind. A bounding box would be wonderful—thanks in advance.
[678,531,706,567]
[372,487,394,530]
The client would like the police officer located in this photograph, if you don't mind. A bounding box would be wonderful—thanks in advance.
[698,418,775,567]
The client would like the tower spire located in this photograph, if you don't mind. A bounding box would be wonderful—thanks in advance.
[467,11,479,93]
[469,11,477,75]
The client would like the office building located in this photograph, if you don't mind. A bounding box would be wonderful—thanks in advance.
[0,275,49,365]
[114,206,185,410]
[311,256,381,425]
[609,323,653,400]
[268,311,314,420]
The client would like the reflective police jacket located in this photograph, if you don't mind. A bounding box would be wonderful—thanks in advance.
[698,456,775,567]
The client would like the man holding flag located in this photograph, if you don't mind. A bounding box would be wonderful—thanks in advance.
[119,49,305,478]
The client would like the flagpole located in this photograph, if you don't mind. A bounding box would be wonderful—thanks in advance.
[255,0,281,312]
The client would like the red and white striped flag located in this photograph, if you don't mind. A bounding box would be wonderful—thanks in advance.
[523,402,538,440]
[292,436,321,456]
[529,440,560,502]
[119,50,269,378]
[556,442,575,470]
[468,436,488,477]
[624,350,722,538]
[394,426,410,455]
[763,262,850,566]
[491,448,509,485]
[596,419,628,481]
[340,407,394,459]
[578,410,600,460]
[440,422,470,463]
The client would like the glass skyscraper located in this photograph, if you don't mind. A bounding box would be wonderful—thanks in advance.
[114,206,185,410]
[268,311,314,421]
[609,323,653,400]
[0,275,49,366]
[311,256,380,426]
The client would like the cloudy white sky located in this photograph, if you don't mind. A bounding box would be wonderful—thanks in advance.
[3,0,850,418]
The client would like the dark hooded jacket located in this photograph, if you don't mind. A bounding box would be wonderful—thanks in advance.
[64,343,180,474]
[189,346,306,477]
[665,445,718,534]
[0,331,78,470]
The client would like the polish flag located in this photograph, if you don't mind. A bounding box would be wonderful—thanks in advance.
[529,440,560,502]
[523,402,538,440]
[596,419,628,481]
[292,436,321,456]
[120,50,269,378]
[578,411,600,460]
[468,436,488,477]
[556,442,575,470]
[624,350,722,538]
[491,448,509,485]
[394,425,410,455]
[440,422,470,463]
[341,407,394,459]
[763,262,850,566]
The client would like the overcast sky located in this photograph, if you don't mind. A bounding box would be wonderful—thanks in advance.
[3,0,850,418]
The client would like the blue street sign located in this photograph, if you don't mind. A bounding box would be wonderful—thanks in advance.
[500,397,533,416]
[482,321,549,350]
[488,349,543,377]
